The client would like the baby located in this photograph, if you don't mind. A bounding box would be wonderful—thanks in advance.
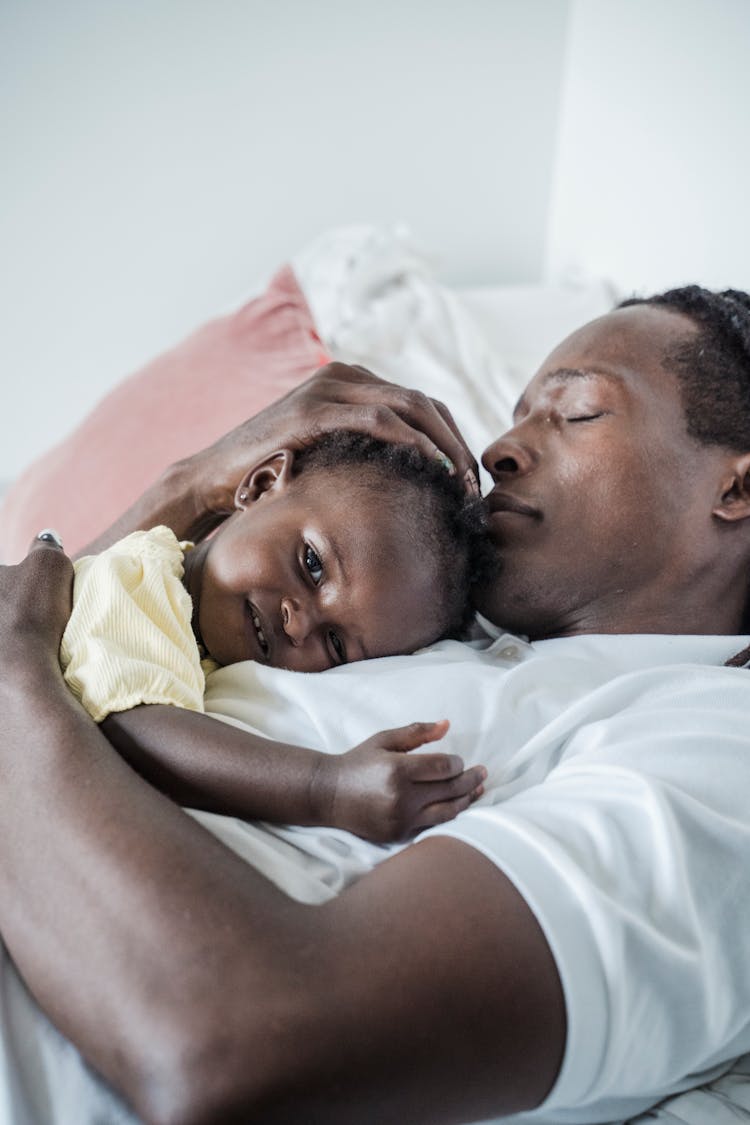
[61,432,492,843]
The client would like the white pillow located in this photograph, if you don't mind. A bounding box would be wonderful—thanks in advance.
[293,226,616,474]
[459,279,618,401]
[293,226,517,474]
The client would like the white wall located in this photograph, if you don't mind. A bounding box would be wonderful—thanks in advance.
[546,0,750,296]
[1,0,569,483]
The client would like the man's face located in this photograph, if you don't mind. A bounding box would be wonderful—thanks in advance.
[476,305,731,637]
[185,468,443,671]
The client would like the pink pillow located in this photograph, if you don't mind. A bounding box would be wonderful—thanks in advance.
[0,266,329,561]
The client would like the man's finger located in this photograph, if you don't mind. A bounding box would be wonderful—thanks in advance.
[29,528,65,552]
[307,378,477,489]
[430,399,480,486]
[305,401,459,472]
[24,529,73,589]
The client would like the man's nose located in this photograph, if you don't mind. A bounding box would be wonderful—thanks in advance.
[280,596,316,646]
[481,434,537,480]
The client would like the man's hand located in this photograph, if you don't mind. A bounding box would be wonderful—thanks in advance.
[81,362,480,552]
[0,531,73,680]
[185,362,480,527]
[318,720,487,843]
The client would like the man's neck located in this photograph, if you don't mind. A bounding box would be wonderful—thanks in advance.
[533,590,747,641]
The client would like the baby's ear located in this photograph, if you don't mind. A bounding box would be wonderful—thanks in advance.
[714,452,750,523]
[235,449,295,509]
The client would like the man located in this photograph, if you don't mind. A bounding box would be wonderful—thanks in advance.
[1,286,749,1124]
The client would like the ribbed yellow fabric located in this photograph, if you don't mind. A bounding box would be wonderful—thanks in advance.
[60,526,206,722]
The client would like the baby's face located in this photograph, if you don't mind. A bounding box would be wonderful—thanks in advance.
[184,468,443,671]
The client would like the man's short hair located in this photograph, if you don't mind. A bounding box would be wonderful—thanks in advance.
[619,286,750,450]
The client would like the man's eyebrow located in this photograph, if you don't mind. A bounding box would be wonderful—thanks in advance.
[514,367,623,418]
[541,366,624,386]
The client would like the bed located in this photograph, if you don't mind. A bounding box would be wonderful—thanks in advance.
[1,227,748,1124]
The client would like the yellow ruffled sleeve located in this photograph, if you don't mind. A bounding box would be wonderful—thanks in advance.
[60,526,206,722]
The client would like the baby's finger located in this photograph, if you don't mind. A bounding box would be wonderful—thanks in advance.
[407,753,486,785]
[380,720,450,754]
[414,787,484,831]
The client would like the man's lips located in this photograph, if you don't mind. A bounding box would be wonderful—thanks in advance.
[485,490,541,520]
[245,599,272,662]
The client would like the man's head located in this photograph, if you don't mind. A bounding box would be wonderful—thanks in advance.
[476,287,750,639]
[183,432,492,671]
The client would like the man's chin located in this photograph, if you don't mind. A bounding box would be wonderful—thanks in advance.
[473,573,540,638]
[473,550,507,625]
[473,578,507,630]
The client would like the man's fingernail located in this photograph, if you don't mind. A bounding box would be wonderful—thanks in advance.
[434,449,456,475]
[36,528,63,548]
[464,469,480,495]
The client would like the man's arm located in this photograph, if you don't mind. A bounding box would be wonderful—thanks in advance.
[0,545,564,1125]
[102,706,487,842]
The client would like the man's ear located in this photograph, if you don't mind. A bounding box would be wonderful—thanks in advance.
[235,450,295,510]
[714,453,750,522]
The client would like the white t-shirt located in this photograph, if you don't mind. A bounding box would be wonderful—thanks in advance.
[199,630,750,1124]
[3,631,750,1124]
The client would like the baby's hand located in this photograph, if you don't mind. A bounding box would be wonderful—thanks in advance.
[325,721,486,844]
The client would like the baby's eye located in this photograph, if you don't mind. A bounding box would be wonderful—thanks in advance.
[304,544,324,585]
[566,413,604,423]
[328,629,346,665]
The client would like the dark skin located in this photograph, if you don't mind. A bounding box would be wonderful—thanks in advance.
[0,569,562,1124]
[2,310,750,1123]
[476,305,750,637]
[103,707,484,844]
[88,449,487,841]
[183,452,451,671]
[81,362,480,555]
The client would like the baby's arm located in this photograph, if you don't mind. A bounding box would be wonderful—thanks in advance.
[101,707,486,842]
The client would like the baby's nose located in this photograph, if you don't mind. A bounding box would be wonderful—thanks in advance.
[280,596,315,646]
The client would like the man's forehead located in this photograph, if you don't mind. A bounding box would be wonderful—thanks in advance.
[508,305,701,422]
[512,366,625,420]
[538,304,697,376]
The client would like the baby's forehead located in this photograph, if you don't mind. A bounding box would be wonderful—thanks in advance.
[298,465,417,520]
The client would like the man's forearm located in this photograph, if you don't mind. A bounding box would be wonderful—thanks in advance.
[0,664,316,1123]
[101,705,337,825]
[77,459,220,557]
[0,663,565,1125]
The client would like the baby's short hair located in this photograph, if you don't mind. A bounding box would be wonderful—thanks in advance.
[293,431,495,640]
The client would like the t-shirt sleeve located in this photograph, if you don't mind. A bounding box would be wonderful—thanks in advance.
[422,666,750,1123]
[61,526,206,722]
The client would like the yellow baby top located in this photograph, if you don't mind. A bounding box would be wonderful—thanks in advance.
[60,525,210,722]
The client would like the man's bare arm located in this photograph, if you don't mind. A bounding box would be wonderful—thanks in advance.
[0,545,564,1125]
